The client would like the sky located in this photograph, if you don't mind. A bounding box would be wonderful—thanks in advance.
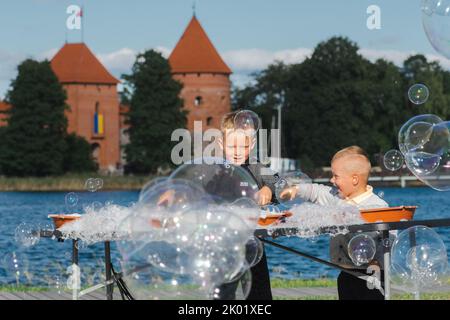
[0,0,449,99]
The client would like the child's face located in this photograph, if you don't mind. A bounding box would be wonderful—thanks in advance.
[330,158,360,198]
[220,130,255,165]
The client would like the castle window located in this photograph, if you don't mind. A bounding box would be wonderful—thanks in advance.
[206,117,213,126]
[194,96,203,107]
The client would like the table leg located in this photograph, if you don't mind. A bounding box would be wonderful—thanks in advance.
[382,230,391,300]
[72,239,80,300]
[105,241,114,300]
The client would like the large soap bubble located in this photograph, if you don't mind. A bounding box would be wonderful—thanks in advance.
[275,171,312,207]
[403,121,450,191]
[347,234,376,266]
[398,114,443,155]
[422,0,450,60]
[116,175,256,300]
[170,158,260,204]
[391,226,448,293]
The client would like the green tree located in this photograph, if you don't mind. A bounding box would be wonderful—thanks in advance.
[0,59,69,176]
[63,133,98,173]
[122,50,186,174]
[402,54,450,119]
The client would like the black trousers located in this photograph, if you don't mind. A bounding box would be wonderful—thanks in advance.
[337,270,385,300]
[215,249,272,300]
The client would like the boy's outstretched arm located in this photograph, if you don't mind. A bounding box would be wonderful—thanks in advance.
[280,183,341,206]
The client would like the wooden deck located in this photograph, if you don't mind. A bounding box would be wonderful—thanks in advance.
[0,287,337,300]
[2,286,449,300]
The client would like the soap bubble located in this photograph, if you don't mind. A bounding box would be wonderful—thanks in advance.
[244,236,264,267]
[398,114,443,155]
[233,110,261,135]
[383,150,404,171]
[85,178,97,192]
[65,192,78,209]
[14,222,40,247]
[120,263,207,300]
[391,226,448,292]
[139,177,168,202]
[212,269,252,300]
[404,151,441,175]
[347,234,376,266]
[1,252,29,285]
[170,158,260,204]
[408,84,429,105]
[94,178,103,190]
[403,121,450,191]
[404,121,434,153]
[275,171,312,207]
[422,0,450,60]
[228,197,260,228]
[118,207,251,299]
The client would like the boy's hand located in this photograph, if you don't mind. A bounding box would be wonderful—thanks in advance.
[256,186,273,206]
[279,186,298,201]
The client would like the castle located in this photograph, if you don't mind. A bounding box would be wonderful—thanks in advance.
[0,15,232,172]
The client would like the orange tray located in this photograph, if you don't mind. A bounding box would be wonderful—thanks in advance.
[360,206,417,223]
[258,212,293,226]
[48,214,81,229]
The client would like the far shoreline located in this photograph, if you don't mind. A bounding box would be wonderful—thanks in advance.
[0,174,429,192]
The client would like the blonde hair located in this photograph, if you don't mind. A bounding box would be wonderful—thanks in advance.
[332,146,371,183]
[220,111,239,132]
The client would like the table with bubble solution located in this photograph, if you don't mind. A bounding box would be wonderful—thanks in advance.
[39,217,450,300]
[255,217,450,300]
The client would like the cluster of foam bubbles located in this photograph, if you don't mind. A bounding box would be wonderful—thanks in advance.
[398,114,450,191]
[268,203,364,238]
[58,203,133,244]
[391,226,448,295]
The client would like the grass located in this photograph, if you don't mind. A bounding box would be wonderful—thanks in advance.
[0,285,49,292]
[270,278,336,288]
[0,174,154,191]
[2,282,450,300]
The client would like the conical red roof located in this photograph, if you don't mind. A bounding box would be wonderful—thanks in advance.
[51,43,119,85]
[169,16,232,75]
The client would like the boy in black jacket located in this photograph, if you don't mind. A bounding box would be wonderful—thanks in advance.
[212,111,279,300]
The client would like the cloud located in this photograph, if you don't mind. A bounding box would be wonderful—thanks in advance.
[358,48,450,70]
[2,45,450,99]
[222,48,312,71]
[96,46,172,79]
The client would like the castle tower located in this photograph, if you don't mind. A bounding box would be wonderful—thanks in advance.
[51,43,120,171]
[169,16,232,131]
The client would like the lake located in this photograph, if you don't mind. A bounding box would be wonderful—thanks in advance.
[1,187,450,287]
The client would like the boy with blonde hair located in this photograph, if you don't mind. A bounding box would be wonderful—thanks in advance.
[214,110,279,300]
[280,146,388,300]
